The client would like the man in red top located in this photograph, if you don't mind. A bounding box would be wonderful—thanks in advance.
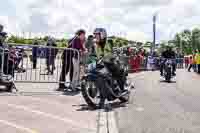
[58,29,86,91]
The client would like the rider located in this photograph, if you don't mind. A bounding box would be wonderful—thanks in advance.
[160,45,176,76]
[93,28,127,93]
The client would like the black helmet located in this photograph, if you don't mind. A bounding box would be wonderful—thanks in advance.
[88,35,93,39]
[93,28,107,41]
[75,29,86,36]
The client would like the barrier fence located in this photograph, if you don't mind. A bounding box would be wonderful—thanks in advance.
[0,45,80,90]
[0,44,187,92]
[80,53,185,73]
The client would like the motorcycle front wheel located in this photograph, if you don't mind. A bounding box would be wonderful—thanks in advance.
[165,67,172,82]
[81,78,101,109]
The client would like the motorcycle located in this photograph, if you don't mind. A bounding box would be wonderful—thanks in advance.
[163,59,175,82]
[81,55,133,109]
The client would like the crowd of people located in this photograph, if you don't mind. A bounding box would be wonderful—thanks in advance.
[32,37,58,74]
[186,49,200,74]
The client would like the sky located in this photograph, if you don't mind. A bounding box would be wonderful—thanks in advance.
[0,0,200,42]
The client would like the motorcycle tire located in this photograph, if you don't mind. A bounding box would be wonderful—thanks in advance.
[81,78,99,109]
[165,68,171,83]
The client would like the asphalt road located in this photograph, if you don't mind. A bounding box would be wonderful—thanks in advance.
[0,93,100,133]
[115,70,200,133]
[1,69,200,133]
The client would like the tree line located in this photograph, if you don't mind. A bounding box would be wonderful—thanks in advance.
[170,28,200,55]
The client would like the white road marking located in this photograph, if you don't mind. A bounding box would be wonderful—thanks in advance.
[107,111,119,133]
[136,107,144,112]
[18,96,72,107]
[0,102,95,131]
[99,110,107,133]
[0,119,38,133]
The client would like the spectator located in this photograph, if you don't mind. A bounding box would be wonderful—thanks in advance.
[192,52,197,72]
[32,40,39,69]
[195,49,200,74]
[83,35,94,65]
[188,55,195,72]
[184,56,189,69]
[46,37,58,74]
[0,26,14,77]
[180,54,184,69]
[58,29,86,91]
[85,35,94,54]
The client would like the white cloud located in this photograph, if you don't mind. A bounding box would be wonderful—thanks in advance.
[0,0,200,41]
[126,31,149,42]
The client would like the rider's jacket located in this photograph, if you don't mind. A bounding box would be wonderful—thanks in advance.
[161,50,176,59]
[95,42,112,59]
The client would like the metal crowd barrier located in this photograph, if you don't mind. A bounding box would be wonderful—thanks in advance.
[0,47,4,77]
[79,53,148,73]
[128,56,185,73]
[0,45,80,90]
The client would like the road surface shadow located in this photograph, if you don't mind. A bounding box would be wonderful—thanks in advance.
[62,90,80,96]
[159,80,176,83]
[74,101,128,112]
[74,104,97,111]
[0,89,8,93]
[105,101,128,112]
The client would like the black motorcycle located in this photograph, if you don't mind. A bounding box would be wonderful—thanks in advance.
[162,59,175,82]
[81,55,133,109]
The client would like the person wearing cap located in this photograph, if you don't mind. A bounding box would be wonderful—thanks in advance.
[58,29,86,91]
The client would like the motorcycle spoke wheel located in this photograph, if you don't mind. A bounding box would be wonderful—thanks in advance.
[84,81,101,107]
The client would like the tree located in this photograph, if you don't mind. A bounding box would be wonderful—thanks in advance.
[192,28,200,51]
[173,29,193,54]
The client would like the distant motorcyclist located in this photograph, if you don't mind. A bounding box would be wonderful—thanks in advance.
[160,46,176,76]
